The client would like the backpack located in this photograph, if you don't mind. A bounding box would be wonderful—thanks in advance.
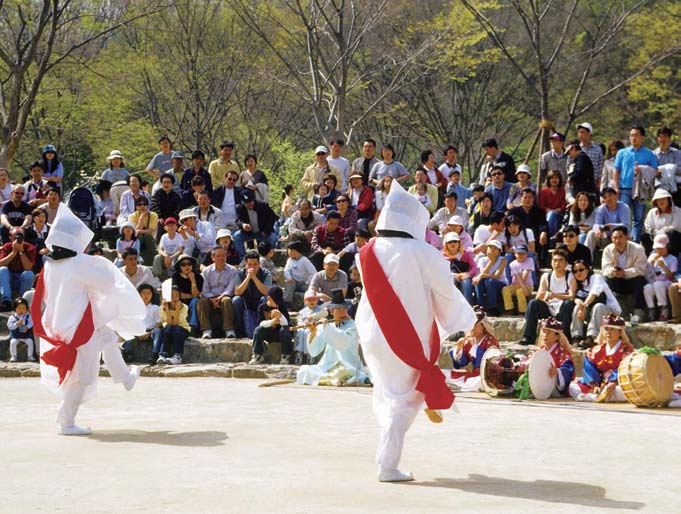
[66,187,100,233]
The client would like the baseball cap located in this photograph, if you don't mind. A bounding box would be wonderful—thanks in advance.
[443,232,460,244]
[600,187,617,197]
[653,234,670,249]
[323,253,340,265]
[315,145,329,155]
[163,217,178,226]
[514,244,528,254]
[549,132,565,142]
[576,122,593,133]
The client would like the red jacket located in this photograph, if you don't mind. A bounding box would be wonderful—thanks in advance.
[351,186,374,219]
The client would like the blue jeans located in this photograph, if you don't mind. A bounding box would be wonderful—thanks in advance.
[185,297,199,327]
[618,188,645,243]
[475,278,505,313]
[233,230,279,259]
[232,295,266,338]
[124,327,162,354]
[0,267,34,302]
[455,277,473,305]
[546,211,563,238]
[157,325,189,356]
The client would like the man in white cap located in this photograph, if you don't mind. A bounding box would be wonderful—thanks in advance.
[33,205,146,435]
[301,145,342,201]
[356,181,477,482]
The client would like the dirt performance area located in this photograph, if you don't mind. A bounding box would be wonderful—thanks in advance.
[2,377,680,514]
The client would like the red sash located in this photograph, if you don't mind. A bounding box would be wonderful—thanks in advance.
[31,271,95,385]
[359,238,454,410]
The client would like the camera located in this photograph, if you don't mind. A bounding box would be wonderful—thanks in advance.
[15,233,23,244]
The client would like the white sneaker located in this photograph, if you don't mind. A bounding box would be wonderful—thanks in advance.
[201,330,212,339]
[57,424,92,436]
[124,365,141,391]
[167,354,182,365]
[294,353,303,365]
[9,356,17,362]
[378,468,414,482]
[280,354,290,365]
[225,330,236,338]
[248,354,264,365]
[156,355,168,365]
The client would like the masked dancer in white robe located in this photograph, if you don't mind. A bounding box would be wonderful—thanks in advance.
[33,205,147,435]
[356,181,476,482]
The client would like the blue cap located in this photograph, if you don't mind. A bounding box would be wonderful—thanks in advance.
[171,151,184,160]
[514,244,528,254]
[42,144,57,154]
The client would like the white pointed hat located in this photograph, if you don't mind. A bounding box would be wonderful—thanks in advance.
[375,180,429,241]
[45,204,94,254]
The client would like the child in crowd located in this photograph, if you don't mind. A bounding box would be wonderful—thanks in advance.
[445,306,499,391]
[122,284,162,364]
[337,228,370,269]
[283,240,316,306]
[156,285,190,365]
[413,182,432,209]
[312,183,331,215]
[154,217,185,280]
[114,221,140,267]
[249,286,292,365]
[294,290,327,364]
[502,244,534,315]
[258,241,281,283]
[643,234,676,321]
[345,265,363,319]
[201,228,240,269]
[534,317,574,397]
[472,240,508,315]
[7,298,34,362]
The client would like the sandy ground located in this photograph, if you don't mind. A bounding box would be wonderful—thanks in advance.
[1,377,680,514]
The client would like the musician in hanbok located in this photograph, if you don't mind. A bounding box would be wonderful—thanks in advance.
[569,314,633,402]
[535,317,574,397]
[296,289,367,386]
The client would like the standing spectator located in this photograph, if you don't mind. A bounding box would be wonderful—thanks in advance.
[156,285,190,365]
[101,150,129,184]
[442,232,476,305]
[643,234,676,321]
[239,154,269,203]
[568,192,596,246]
[24,162,48,208]
[7,297,34,362]
[479,138,516,184]
[327,139,351,190]
[118,174,150,225]
[408,170,438,214]
[445,167,472,206]
[119,248,159,289]
[146,135,174,180]
[40,144,63,191]
[287,199,323,253]
[418,149,447,201]
[0,168,12,203]
[0,185,32,242]
[211,170,241,230]
[308,253,348,301]
[439,145,463,181]
[233,251,273,338]
[152,151,184,194]
[368,144,409,186]
[350,138,379,186]
[501,244,534,315]
[575,123,604,186]
[208,141,240,188]
[0,228,36,310]
[347,173,374,225]
[484,165,512,212]
[309,211,350,270]
[538,169,567,240]
[472,239,507,315]
[128,196,158,266]
[172,254,203,334]
[180,150,212,195]
[150,174,182,233]
[601,140,625,191]
[584,187,630,258]
[653,127,681,193]
[197,246,238,339]
[601,225,647,316]
[429,191,469,234]
[153,217,184,280]
[565,139,597,201]
[506,164,536,210]
[302,145,342,200]
[248,286,293,365]
[232,189,277,259]
[643,188,681,255]
[283,241,316,305]
[613,126,659,242]
[539,132,568,186]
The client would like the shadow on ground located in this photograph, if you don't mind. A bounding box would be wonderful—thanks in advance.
[406,474,644,510]
[87,430,228,447]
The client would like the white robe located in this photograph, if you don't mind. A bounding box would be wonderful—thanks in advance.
[355,237,476,469]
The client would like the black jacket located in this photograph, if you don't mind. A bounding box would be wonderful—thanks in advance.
[569,152,596,194]
[211,185,241,209]
[150,188,182,220]
[235,201,277,235]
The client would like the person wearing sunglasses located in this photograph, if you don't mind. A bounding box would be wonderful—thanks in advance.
[330,194,357,234]
[570,259,621,349]
[0,185,33,243]
[556,225,592,270]
[484,165,512,213]
[211,170,241,231]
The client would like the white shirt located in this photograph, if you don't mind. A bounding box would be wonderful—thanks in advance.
[439,162,462,179]
[159,232,185,257]
[221,187,237,227]
[327,156,351,189]
[143,303,161,331]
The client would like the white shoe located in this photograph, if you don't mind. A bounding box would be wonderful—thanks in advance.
[201,330,212,339]
[167,354,182,365]
[280,354,290,365]
[248,354,264,365]
[378,468,414,482]
[124,365,141,391]
[156,355,168,365]
[294,353,303,365]
[57,424,92,436]
[225,330,236,338]
[9,356,17,362]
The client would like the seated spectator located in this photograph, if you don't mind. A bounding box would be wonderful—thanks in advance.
[279,184,298,230]
[201,228,240,268]
[442,232,477,305]
[180,175,207,209]
[570,260,620,349]
[287,199,322,253]
[24,208,50,273]
[347,173,374,225]
[557,225,592,270]
[502,244,534,315]
[471,193,493,233]
[233,189,277,260]
[119,247,159,289]
[569,314,633,403]
[472,210,506,261]
[115,221,141,267]
[369,175,393,234]
[472,239,507,315]
[308,253,348,302]
[233,251,273,338]
[301,145,342,200]
[601,225,647,316]
[117,174,150,225]
[346,265,363,319]
[502,214,536,282]
[101,150,130,184]
[429,191,469,234]
[258,241,280,284]
[153,217,184,280]
[568,192,596,246]
[439,145,463,181]
[123,284,162,364]
[368,144,409,186]
[585,187,630,258]
[0,227,36,310]
[506,164,536,210]
[178,208,216,264]
[643,188,681,255]
[172,254,203,334]
[508,188,549,254]
[210,170,241,231]
[337,228,369,272]
[0,168,11,203]
[128,195,158,266]
[293,290,327,364]
[444,216,473,250]
[180,150,212,195]
[248,286,292,365]
[24,161,48,208]
[198,246,239,339]
[418,149,447,201]
[312,175,341,215]
[155,285,190,365]
[517,249,575,345]
[39,187,60,224]
[1,185,32,243]
[152,151,184,194]
[150,173,182,236]
[538,169,567,240]
[643,234,677,321]
[95,180,116,226]
[309,211,350,270]
[194,190,224,229]
[484,165,512,213]
[466,183,486,216]
[445,168,472,207]
[239,154,269,204]
[283,241,317,306]
[332,194,358,235]
[7,297,34,362]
